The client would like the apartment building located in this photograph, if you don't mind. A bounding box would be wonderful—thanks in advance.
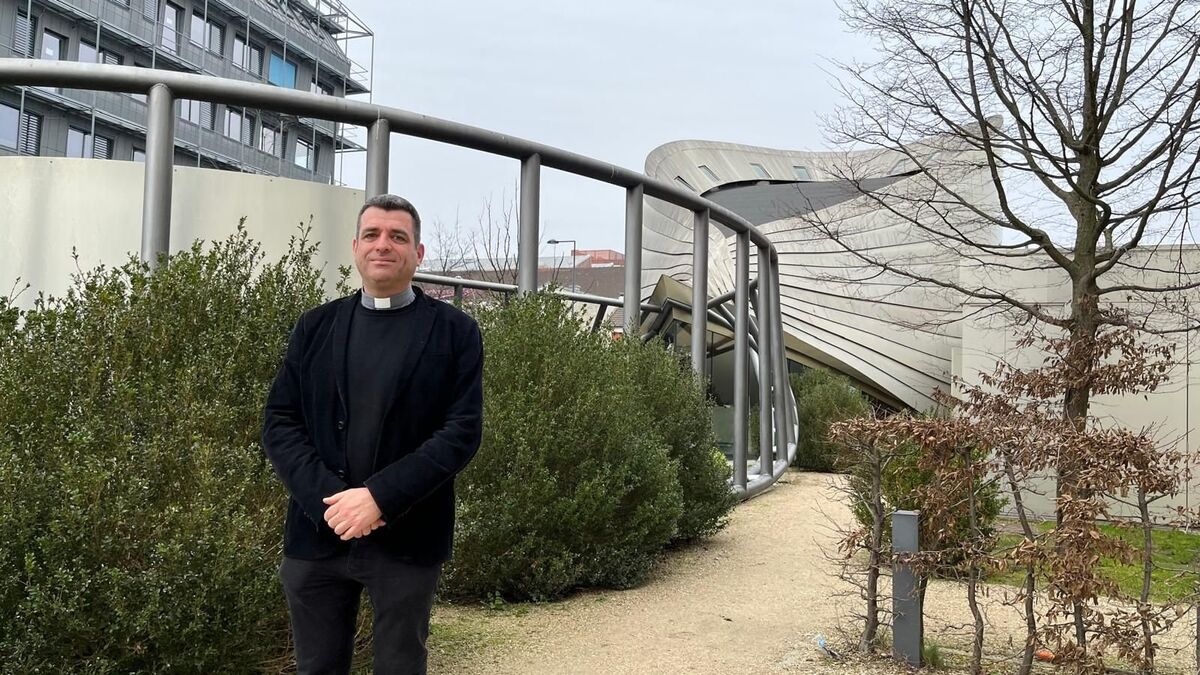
[0,0,371,182]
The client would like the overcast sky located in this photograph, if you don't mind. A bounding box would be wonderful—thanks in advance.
[337,1,874,256]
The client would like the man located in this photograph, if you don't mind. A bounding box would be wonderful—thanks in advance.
[262,194,484,674]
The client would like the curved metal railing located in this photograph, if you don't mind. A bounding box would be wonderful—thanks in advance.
[0,60,797,500]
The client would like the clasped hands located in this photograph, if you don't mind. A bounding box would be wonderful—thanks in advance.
[322,487,386,541]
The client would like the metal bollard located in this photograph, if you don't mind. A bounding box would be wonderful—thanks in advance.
[892,509,923,668]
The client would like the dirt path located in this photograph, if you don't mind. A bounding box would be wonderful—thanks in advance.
[428,471,895,674]
[426,470,1197,674]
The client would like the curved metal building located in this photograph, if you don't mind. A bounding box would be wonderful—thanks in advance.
[641,139,1000,411]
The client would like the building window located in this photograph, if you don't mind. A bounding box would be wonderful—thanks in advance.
[132,148,145,162]
[66,128,112,159]
[294,136,314,169]
[14,11,35,58]
[179,99,214,129]
[268,53,297,88]
[259,122,279,156]
[233,36,263,75]
[698,165,720,182]
[792,165,811,180]
[40,29,66,61]
[78,40,98,63]
[749,163,771,179]
[99,49,123,65]
[0,105,16,148]
[674,176,696,191]
[191,14,224,55]
[161,2,182,54]
[223,108,243,141]
[310,79,333,96]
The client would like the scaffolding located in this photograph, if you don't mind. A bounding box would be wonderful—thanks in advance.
[8,0,374,185]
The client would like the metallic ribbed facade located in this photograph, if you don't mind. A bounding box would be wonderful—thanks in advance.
[642,139,1000,411]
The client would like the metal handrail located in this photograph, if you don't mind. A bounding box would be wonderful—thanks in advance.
[0,59,797,500]
[0,61,772,245]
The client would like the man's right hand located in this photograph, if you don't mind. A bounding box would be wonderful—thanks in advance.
[341,518,386,540]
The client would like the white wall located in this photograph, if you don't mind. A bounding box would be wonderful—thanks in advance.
[1,157,364,305]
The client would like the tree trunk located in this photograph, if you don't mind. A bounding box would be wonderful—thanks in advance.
[965,447,984,675]
[1063,274,1101,653]
[860,444,883,652]
[999,447,1037,675]
[1137,488,1155,674]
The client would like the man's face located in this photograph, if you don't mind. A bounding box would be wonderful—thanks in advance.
[352,207,425,296]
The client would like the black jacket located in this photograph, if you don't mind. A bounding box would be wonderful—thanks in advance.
[261,287,484,563]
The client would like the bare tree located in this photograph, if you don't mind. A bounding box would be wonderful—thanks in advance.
[822,0,1200,406]
[811,2,1200,654]
[426,211,474,276]
[473,191,519,287]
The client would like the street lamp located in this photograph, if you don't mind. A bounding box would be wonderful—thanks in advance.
[547,238,577,291]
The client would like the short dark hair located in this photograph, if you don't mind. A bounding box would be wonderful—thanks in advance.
[357,194,422,243]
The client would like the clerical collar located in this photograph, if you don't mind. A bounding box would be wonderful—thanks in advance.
[361,287,415,311]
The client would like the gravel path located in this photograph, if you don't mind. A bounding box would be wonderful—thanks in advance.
[426,470,1198,674]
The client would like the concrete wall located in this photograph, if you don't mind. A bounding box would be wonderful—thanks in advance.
[1,156,361,304]
[955,248,1200,519]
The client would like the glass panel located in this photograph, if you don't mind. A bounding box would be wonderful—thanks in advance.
[698,165,719,182]
[224,108,242,140]
[268,53,297,88]
[67,128,88,158]
[233,36,246,70]
[260,124,278,156]
[133,148,146,162]
[295,137,312,169]
[41,30,64,61]
[78,41,98,64]
[0,104,17,149]
[161,3,181,54]
[190,14,205,46]
[749,163,771,179]
[792,165,811,180]
[207,22,223,54]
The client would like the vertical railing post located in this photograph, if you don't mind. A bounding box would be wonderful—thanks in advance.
[770,253,789,462]
[141,83,175,268]
[518,153,541,294]
[690,209,709,377]
[364,118,389,198]
[893,510,924,668]
[757,245,773,477]
[453,283,463,308]
[624,184,644,336]
[733,229,750,490]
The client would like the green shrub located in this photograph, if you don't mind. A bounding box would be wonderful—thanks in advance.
[445,293,730,600]
[615,337,733,542]
[0,231,733,669]
[790,368,872,471]
[0,225,324,673]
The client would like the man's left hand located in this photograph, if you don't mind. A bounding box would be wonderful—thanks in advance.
[322,488,384,541]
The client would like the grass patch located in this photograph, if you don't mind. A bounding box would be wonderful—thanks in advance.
[989,520,1200,602]
[427,616,504,668]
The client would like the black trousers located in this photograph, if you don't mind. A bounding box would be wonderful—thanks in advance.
[279,548,442,675]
